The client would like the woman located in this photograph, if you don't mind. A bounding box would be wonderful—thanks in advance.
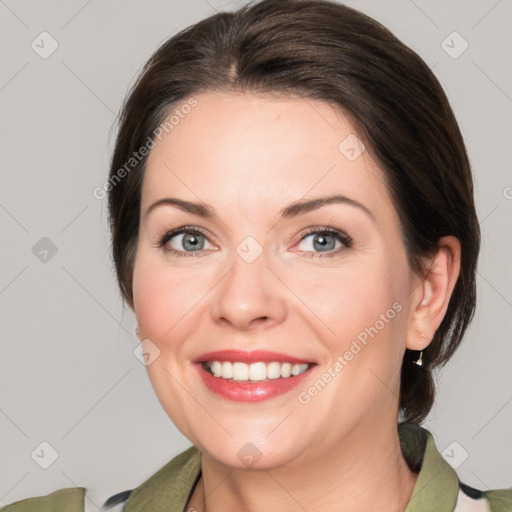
[2,0,510,511]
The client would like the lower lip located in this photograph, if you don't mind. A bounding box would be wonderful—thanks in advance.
[195,363,315,402]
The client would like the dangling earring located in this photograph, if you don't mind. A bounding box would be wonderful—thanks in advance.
[135,323,140,340]
[413,330,427,366]
[413,351,423,367]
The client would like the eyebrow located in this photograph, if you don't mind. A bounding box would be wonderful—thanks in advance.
[145,194,376,222]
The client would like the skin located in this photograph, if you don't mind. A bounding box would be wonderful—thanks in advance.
[132,91,461,512]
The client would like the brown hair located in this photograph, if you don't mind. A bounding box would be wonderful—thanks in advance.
[107,0,480,424]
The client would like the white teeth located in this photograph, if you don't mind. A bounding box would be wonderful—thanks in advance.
[212,361,223,377]
[204,361,309,381]
[267,362,282,379]
[280,362,292,378]
[291,364,303,376]
[222,361,233,379]
[249,362,267,381]
[232,362,249,381]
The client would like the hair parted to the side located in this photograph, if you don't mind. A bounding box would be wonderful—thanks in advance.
[107,0,480,424]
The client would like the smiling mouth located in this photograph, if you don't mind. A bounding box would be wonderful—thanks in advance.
[201,361,312,382]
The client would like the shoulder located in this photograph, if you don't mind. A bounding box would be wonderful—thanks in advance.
[481,487,512,511]
[399,423,512,511]
[1,445,200,512]
[0,486,135,512]
[0,487,86,512]
[456,482,512,511]
[98,445,200,511]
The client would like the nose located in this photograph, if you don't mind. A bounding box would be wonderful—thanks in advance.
[210,249,287,331]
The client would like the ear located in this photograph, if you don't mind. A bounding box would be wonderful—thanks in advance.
[406,236,461,351]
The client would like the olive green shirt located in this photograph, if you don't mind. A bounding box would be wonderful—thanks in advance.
[2,424,511,511]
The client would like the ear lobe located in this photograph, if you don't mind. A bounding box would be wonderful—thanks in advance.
[406,236,461,351]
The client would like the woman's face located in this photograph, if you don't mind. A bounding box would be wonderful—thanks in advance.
[132,91,421,469]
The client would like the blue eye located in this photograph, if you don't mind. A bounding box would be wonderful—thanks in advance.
[295,227,352,258]
[158,227,213,257]
[156,226,352,258]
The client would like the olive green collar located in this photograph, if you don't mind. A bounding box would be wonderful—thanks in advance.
[122,446,202,512]
[122,424,459,512]
[400,423,459,511]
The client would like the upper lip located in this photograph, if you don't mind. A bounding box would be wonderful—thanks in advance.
[192,350,313,365]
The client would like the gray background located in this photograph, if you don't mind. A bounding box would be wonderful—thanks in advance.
[1,0,511,507]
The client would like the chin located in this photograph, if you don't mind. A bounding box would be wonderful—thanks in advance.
[191,425,308,471]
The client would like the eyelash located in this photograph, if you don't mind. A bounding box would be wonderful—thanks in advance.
[154,225,353,259]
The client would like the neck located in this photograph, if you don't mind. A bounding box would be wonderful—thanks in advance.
[188,420,419,512]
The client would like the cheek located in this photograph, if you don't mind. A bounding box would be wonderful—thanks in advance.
[132,262,164,339]
[132,256,183,343]
[132,254,214,348]
[306,265,393,332]
[310,256,409,364]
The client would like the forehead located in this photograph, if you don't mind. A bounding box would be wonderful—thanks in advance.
[141,91,392,220]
